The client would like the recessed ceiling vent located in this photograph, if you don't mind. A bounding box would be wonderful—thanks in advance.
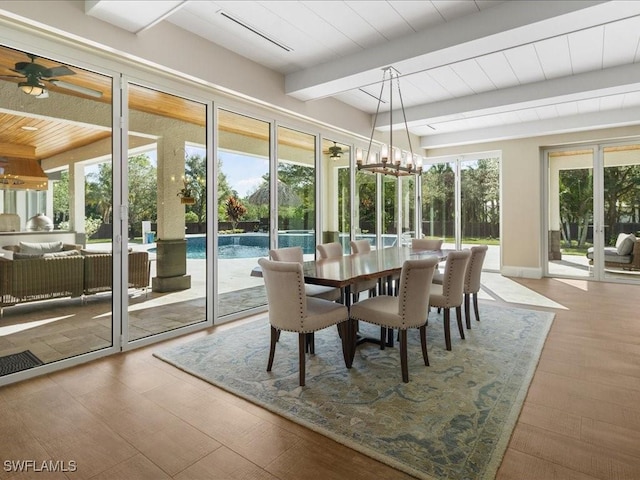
[218,10,293,52]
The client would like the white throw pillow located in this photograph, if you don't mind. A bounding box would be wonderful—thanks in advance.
[19,241,63,254]
[616,234,636,256]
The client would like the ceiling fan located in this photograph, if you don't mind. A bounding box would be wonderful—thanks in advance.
[328,142,343,161]
[0,53,102,98]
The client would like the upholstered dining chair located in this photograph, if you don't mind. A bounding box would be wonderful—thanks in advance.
[318,241,377,303]
[258,258,350,387]
[269,246,341,302]
[350,239,372,254]
[349,257,439,383]
[462,244,488,328]
[432,245,488,329]
[428,249,471,351]
[411,238,444,250]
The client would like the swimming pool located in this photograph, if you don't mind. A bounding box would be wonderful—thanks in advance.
[151,233,395,259]
[165,233,316,259]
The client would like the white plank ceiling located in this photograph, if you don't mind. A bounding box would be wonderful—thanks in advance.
[86,0,640,148]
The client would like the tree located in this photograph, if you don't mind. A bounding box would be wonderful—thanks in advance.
[86,153,157,238]
[53,170,70,227]
[559,169,593,247]
[225,196,247,230]
[184,153,207,231]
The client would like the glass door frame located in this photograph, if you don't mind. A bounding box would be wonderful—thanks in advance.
[544,138,640,283]
[120,75,216,349]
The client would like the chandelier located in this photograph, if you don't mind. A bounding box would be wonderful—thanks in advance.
[357,67,422,177]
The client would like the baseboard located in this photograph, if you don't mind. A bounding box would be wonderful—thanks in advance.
[500,266,543,279]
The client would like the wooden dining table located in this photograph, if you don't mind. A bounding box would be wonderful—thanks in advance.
[301,246,450,366]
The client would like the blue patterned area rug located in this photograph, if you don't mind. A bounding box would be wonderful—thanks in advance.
[155,303,554,480]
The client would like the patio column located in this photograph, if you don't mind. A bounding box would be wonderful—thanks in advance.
[152,136,191,292]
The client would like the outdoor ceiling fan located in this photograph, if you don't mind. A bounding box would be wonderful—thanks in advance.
[328,142,343,161]
[0,53,102,99]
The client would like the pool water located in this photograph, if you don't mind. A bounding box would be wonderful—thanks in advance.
[150,233,395,259]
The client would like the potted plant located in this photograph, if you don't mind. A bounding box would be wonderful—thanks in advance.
[177,177,195,204]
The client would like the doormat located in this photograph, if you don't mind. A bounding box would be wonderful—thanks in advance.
[0,350,44,376]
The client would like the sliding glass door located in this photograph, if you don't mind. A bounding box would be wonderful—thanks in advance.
[546,143,640,284]
[125,83,209,343]
[217,109,270,317]
[277,126,316,257]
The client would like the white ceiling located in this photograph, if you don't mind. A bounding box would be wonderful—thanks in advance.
[85,0,640,148]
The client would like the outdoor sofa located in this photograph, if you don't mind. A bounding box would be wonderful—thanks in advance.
[0,241,149,316]
[586,232,640,270]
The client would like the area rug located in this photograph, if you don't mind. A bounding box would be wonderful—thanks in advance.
[154,303,554,480]
[0,350,43,376]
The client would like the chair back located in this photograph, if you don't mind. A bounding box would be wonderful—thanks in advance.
[269,246,303,263]
[464,245,488,294]
[397,257,439,328]
[317,242,343,259]
[350,239,371,254]
[412,238,443,250]
[440,250,471,305]
[258,258,306,331]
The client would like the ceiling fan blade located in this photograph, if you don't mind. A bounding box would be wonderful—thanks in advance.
[48,79,102,98]
[42,66,75,78]
[0,74,25,79]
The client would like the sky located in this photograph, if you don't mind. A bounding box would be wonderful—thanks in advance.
[218,150,268,198]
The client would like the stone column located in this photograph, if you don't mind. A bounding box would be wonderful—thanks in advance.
[152,136,191,292]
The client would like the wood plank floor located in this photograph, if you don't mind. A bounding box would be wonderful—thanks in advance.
[0,277,639,479]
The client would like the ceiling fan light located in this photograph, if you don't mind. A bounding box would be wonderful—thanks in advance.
[18,81,46,97]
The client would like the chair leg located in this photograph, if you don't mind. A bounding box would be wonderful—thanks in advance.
[419,325,429,366]
[267,326,278,372]
[380,327,386,350]
[444,309,452,351]
[298,333,306,387]
[305,333,315,354]
[400,330,409,383]
[338,322,350,368]
[456,306,465,340]
[464,293,471,329]
[473,292,480,322]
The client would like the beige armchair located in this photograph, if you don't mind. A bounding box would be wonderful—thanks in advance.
[349,257,439,382]
[429,250,471,351]
[258,258,350,386]
[269,246,340,302]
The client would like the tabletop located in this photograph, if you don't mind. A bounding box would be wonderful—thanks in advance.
[301,246,449,288]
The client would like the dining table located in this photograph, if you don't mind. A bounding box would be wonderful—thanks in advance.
[300,246,450,366]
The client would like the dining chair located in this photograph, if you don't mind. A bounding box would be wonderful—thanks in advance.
[350,239,371,254]
[428,249,471,351]
[258,258,350,386]
[318,241,377,303]
[462,245,488,328]
[349,257,439,383]
[411,238,444,250]
[269,246,341,302]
